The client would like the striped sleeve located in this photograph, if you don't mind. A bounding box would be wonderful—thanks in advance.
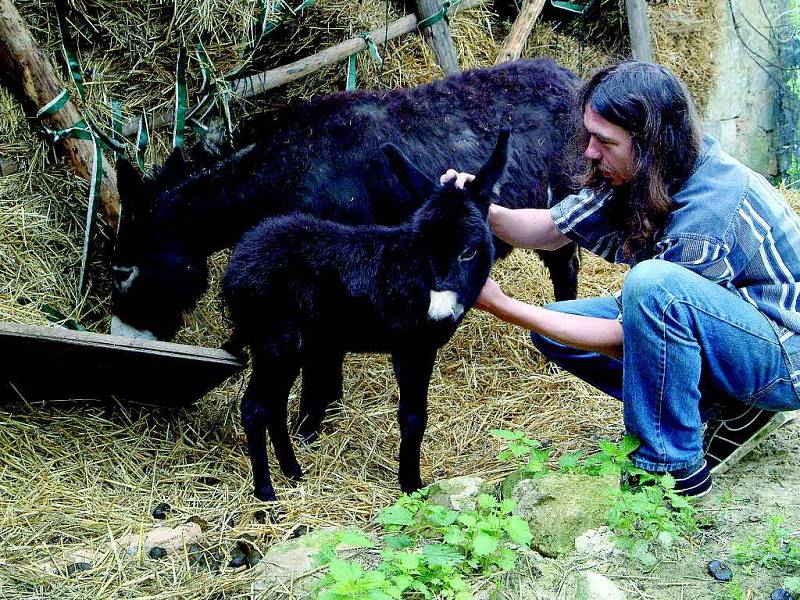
[550,189,622,262]
[652,234,735,285]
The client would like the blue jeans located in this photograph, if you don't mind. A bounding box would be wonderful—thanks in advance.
[531,259,800,472]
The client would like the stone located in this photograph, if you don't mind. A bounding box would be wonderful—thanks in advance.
[118,521,203,555]
[574,571,627,600]
[509,472,618,558]
[427,475,491,511]
[707,559,733,582]
[575,527,615,558]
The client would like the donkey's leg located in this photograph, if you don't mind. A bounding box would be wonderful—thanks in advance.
[296,349,345,444]
[537,241,580,301]
[391,347,437,493]
[242,352,302,501]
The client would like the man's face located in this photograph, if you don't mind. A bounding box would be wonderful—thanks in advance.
[583,105,636,187]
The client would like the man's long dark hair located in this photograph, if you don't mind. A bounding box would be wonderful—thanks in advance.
[574,62,703,260]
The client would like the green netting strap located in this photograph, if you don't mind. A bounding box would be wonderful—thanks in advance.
[346,32,384,92]
[55,0,86,101]
[136,111,149,171]
[417,0,460,31]
[173,47,189,150]
[549,0,596,15]
[111,99,124,157]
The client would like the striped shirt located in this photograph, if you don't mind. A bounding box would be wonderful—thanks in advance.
[550,134,800,392]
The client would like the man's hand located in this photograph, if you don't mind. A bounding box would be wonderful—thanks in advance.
[440,169,475,189]
[475,278,508,314]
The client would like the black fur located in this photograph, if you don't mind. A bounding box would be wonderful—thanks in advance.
[223,134,507,501]
[111,57,583,340]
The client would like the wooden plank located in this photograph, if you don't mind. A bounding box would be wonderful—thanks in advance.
[0,322,243,406]
[415,0,460,75]
[495,0,547,64]
[625,0,653,62]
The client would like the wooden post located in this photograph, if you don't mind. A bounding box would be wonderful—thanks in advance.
[495,0,547,64]
[625,0,653,62]
[414,0,460,75]
[0,0,119,230]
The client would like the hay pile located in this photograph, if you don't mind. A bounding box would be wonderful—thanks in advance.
[0,0,723,597]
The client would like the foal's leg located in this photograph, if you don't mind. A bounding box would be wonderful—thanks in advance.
[391,347,437,493]
[242,351,302,501]
[295,349,345,443]
[537,241,580,301]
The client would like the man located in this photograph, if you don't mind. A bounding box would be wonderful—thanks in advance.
[443,61,800,497]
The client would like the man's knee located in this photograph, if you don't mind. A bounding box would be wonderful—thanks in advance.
[623,260,693,308]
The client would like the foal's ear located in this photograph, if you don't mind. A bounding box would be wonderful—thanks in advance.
[381,143,437,204]
[155,148,191,186]
[470,129,510,215]
[115,157,152,237]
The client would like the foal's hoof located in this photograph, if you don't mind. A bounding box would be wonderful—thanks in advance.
[400,478,424,494]
[283,463,304,481]
[297,427,319,445]
[254,486,277,503]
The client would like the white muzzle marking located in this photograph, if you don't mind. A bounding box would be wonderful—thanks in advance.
[428,290,464,321]
[111,316,158,340]
[112,265,139,293]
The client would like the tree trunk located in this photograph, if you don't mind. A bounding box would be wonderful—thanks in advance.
[414,0,460,75]
[0,0,119,230]
[625,0,653,62]
[495,0,546,64]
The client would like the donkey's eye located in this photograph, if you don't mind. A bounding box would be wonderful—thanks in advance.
[458,247,477,262]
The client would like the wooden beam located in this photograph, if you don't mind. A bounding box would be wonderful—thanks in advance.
[122,0,486,138]
[625,0,653,62]
[495,0,547,64]
[0,0,119,229]
[415,0,460,75]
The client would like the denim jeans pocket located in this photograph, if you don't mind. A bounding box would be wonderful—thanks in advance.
[748,376,800,411]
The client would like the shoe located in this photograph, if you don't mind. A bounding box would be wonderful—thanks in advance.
[704,406,798,475]
[622,459,712,498]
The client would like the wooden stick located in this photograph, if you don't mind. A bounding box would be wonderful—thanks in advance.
[415,0,460,75]
[495,0,546,64]
[122,0,486,138]
[0,0,119,229]
[625,0,653,61]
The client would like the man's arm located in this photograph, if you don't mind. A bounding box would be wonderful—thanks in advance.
[489,204,571,251]
[476,279,623,359]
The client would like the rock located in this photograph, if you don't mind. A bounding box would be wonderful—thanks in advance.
[575,527,615,558]
[510,472,619,558]
[574,571,627,600]
[118,521,203,555]
[427,476,492,511]
[707,559,733,582]
[152,502,171,520]
[252,529,375,597]
[770,590,795,600]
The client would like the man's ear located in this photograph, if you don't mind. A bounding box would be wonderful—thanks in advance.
[381,143,437,204]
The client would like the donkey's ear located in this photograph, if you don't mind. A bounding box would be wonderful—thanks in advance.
[155,148,190,185]
[381,143,437,204]
[115,157,151,236]
[470,129,510,212]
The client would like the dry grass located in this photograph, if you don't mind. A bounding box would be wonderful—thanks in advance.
[0,0,728,596]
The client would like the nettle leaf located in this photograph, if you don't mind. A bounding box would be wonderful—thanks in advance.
[618,435,640,456]
[385,534,415,549]
[337,530,375,548]
[471,532,499,556]
[784,576,800,593]
[558,451,583,471]
[328,558,364,582]
[377,505,415,527]
[505,516,533,546]
[422,543,464,567]
[490,429,525,441]
[598,440,618,455]
[458,514,477,527]
[496,548,518,570]
[443,526,465,546]
[393,551,421,572]
[477,494,498,510]
[499,499,516,514]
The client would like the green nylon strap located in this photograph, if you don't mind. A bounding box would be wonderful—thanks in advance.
[54,0,86,101]
[346,54,358,91]
[173,48,189,150]
[111,99,123,157]
[417,0,459,30]
[136,111,149,171]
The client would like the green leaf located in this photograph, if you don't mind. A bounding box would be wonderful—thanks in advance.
[337,530,375,548]
[443,526,465,546]
[783,576,800,594]
[490,429,524,441]
[505,516,533,546]
[477,494,497,509]
[421,543,464,567]
[618,434,640,456]
[377,505,414,527]
[471,532,498,556]
[458,514,477,527]
[328,558,363,582]
[385,534,414,549]
[499,498,516,514]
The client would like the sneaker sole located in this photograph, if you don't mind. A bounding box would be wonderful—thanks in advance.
[709,409,799,476]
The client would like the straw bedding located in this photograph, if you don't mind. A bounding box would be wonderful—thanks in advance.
[0,0,738,596]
